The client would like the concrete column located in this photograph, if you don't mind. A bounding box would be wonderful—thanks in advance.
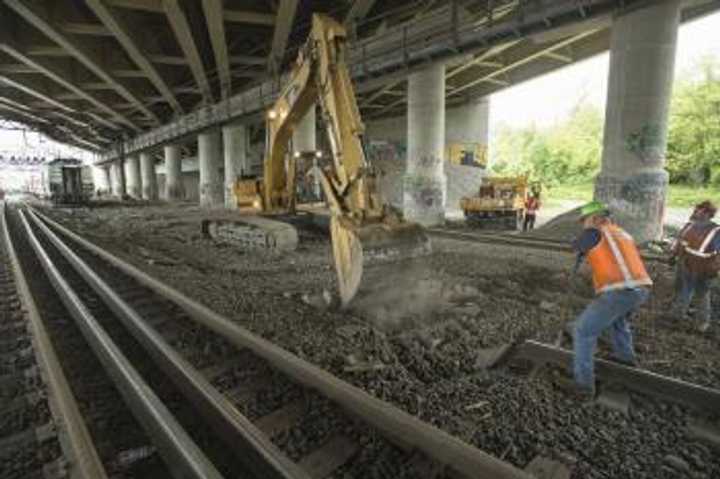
[292,106,319,198]
[111,160,126,198]
[222,124,248,209]
[446,96,490,161]
[164,145,184,201]
[92,165,111,195]
[140,152,158,200]
[595,0,681,243]
[198,130,224,208]
[404,63,446,226]
[124,155,141,198]
[292,105,316,153]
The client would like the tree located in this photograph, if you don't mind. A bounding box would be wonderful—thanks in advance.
[491,103,603,186]
[666,56,720,185]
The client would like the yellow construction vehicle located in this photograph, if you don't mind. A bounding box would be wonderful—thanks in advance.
[214,14,431,307]
[460,176,532,230]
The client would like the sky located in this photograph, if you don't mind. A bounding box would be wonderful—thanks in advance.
[489,11,720,135]
[0,10,719,161]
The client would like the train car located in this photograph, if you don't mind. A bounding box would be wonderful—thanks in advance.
[40,158,94,205]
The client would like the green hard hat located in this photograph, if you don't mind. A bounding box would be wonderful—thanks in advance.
[579,200,609,219]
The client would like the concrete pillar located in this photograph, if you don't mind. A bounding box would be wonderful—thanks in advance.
[124,155,141,198]
[222,124,248,209]
[92,165,111,195]
[111,160,126,198]
[293,105,316,153]
[446,96,490,162]
[198,130,223,208]
[595,0,681,243]
[140,152,158,200]
[404,64,446,226]
[292,106,320,198]
[164,145,184,201]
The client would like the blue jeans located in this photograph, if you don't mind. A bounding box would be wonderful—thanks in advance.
[673,268,713,323]
[574,288,649,389]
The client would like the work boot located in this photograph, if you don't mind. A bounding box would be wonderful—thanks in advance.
[606,355,638,368]
[553,375,595,402]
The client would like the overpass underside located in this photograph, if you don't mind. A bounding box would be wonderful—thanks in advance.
[0,0,717,241]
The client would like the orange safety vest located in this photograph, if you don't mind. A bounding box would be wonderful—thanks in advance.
[586,224,653,294]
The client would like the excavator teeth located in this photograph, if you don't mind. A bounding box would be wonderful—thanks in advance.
[331,217,432,310]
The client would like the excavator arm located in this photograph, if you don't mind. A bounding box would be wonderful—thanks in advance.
[262,14,431,307]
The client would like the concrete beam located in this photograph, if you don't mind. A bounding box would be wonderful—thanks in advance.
[163,0,213,103]
[26,46,72,57]
[269,0,299,73]
[148,54,188,65]
[202,0,231,99]
[229,55,266,66]
[3,0,160,125]
[0,103,49,123]
[223,10,275,26]
[112,69,148,78]
[449,30,599,97]
[0,42,135,130]
[0,75,75,113]
[0,64,38,74]
[61,22,112,36]
[106,0,163,13]
[344,0,378,24]
[85,0,184,115]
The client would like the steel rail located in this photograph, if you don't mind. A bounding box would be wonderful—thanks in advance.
[513,340,720,415]
[32,207,534,479]
[0,202,109,479]
[428,229,667,263]
[15,208,225,479]
[25,208,309,479]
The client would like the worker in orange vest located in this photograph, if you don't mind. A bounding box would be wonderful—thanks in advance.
[562,201,652,400]
[670,200,720,332]
[523,192,540,231]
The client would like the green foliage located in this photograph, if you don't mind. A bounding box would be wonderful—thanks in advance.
[666,56,720,185]
[493,55,720,189]
[491,103,603,186]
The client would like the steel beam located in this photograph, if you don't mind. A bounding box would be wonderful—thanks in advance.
[3,0,160,124]
[202,0,231,99]
[163,0,213,104]
[268,0,299,73]
[85,0,184,115]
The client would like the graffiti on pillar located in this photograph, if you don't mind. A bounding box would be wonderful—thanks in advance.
[625,123,663,163]
[403,173,444,209]
[595,172,668,242]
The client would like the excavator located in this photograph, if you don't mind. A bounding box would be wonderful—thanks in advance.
[210,14,431,308]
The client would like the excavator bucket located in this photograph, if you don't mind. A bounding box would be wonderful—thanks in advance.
[330,216,432,308]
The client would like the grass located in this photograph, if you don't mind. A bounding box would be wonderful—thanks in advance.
[543,182,720,209]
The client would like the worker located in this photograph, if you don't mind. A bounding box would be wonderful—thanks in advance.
[563,201,652,400]
[523,192,540,231]
[670,200,720,332]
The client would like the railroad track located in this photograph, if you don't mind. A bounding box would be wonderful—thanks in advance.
[7,203,544,479]
[0,202,107,479]
[428,229,667,263]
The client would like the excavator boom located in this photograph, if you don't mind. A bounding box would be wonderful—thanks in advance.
[257,14,432,308]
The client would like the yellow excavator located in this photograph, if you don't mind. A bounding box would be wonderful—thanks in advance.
[218,14,431,307]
